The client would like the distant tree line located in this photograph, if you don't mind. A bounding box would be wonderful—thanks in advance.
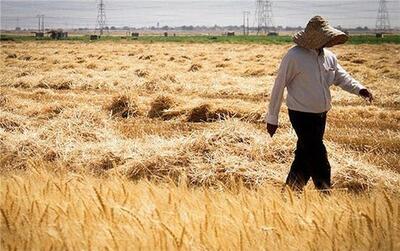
[74,25,378,32]
[11,24,389,33]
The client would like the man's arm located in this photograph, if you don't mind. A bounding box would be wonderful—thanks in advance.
[334,63,373,102]
[266,53,295,137]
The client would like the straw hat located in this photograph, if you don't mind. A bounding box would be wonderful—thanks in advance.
[293,16,349,49]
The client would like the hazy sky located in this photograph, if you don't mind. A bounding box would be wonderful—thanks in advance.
[1,0,399,29]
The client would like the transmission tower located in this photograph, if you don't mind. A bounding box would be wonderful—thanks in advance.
[36,14,45,32]
[37,15,41,32]
[41,15,45,32]
[96,0,107,35]
[243,11,250,35]
[255,0,274,35]
[376,0,391,32]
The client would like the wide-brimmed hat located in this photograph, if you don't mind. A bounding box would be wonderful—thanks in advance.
[293,16,349,49]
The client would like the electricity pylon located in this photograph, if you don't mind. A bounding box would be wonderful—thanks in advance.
[243,11,250,35]
[376,0,391,32]
[96,0,107,35]
[255,0,274,35]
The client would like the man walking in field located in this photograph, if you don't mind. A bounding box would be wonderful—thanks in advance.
[266,16,373,192]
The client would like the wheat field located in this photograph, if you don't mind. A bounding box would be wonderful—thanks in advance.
[0,41,399,250]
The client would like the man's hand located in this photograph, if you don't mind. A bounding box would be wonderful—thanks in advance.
[267,123,278,138]
[359,89,373,103]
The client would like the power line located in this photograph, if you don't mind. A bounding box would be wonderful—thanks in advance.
[2,0,399,30]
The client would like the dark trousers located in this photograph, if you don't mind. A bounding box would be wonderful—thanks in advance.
[285,109,331,191]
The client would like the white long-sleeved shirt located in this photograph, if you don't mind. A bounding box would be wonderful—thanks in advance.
[266,46,365,125]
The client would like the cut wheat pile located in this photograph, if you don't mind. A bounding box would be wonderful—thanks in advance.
[0,41,399,250]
